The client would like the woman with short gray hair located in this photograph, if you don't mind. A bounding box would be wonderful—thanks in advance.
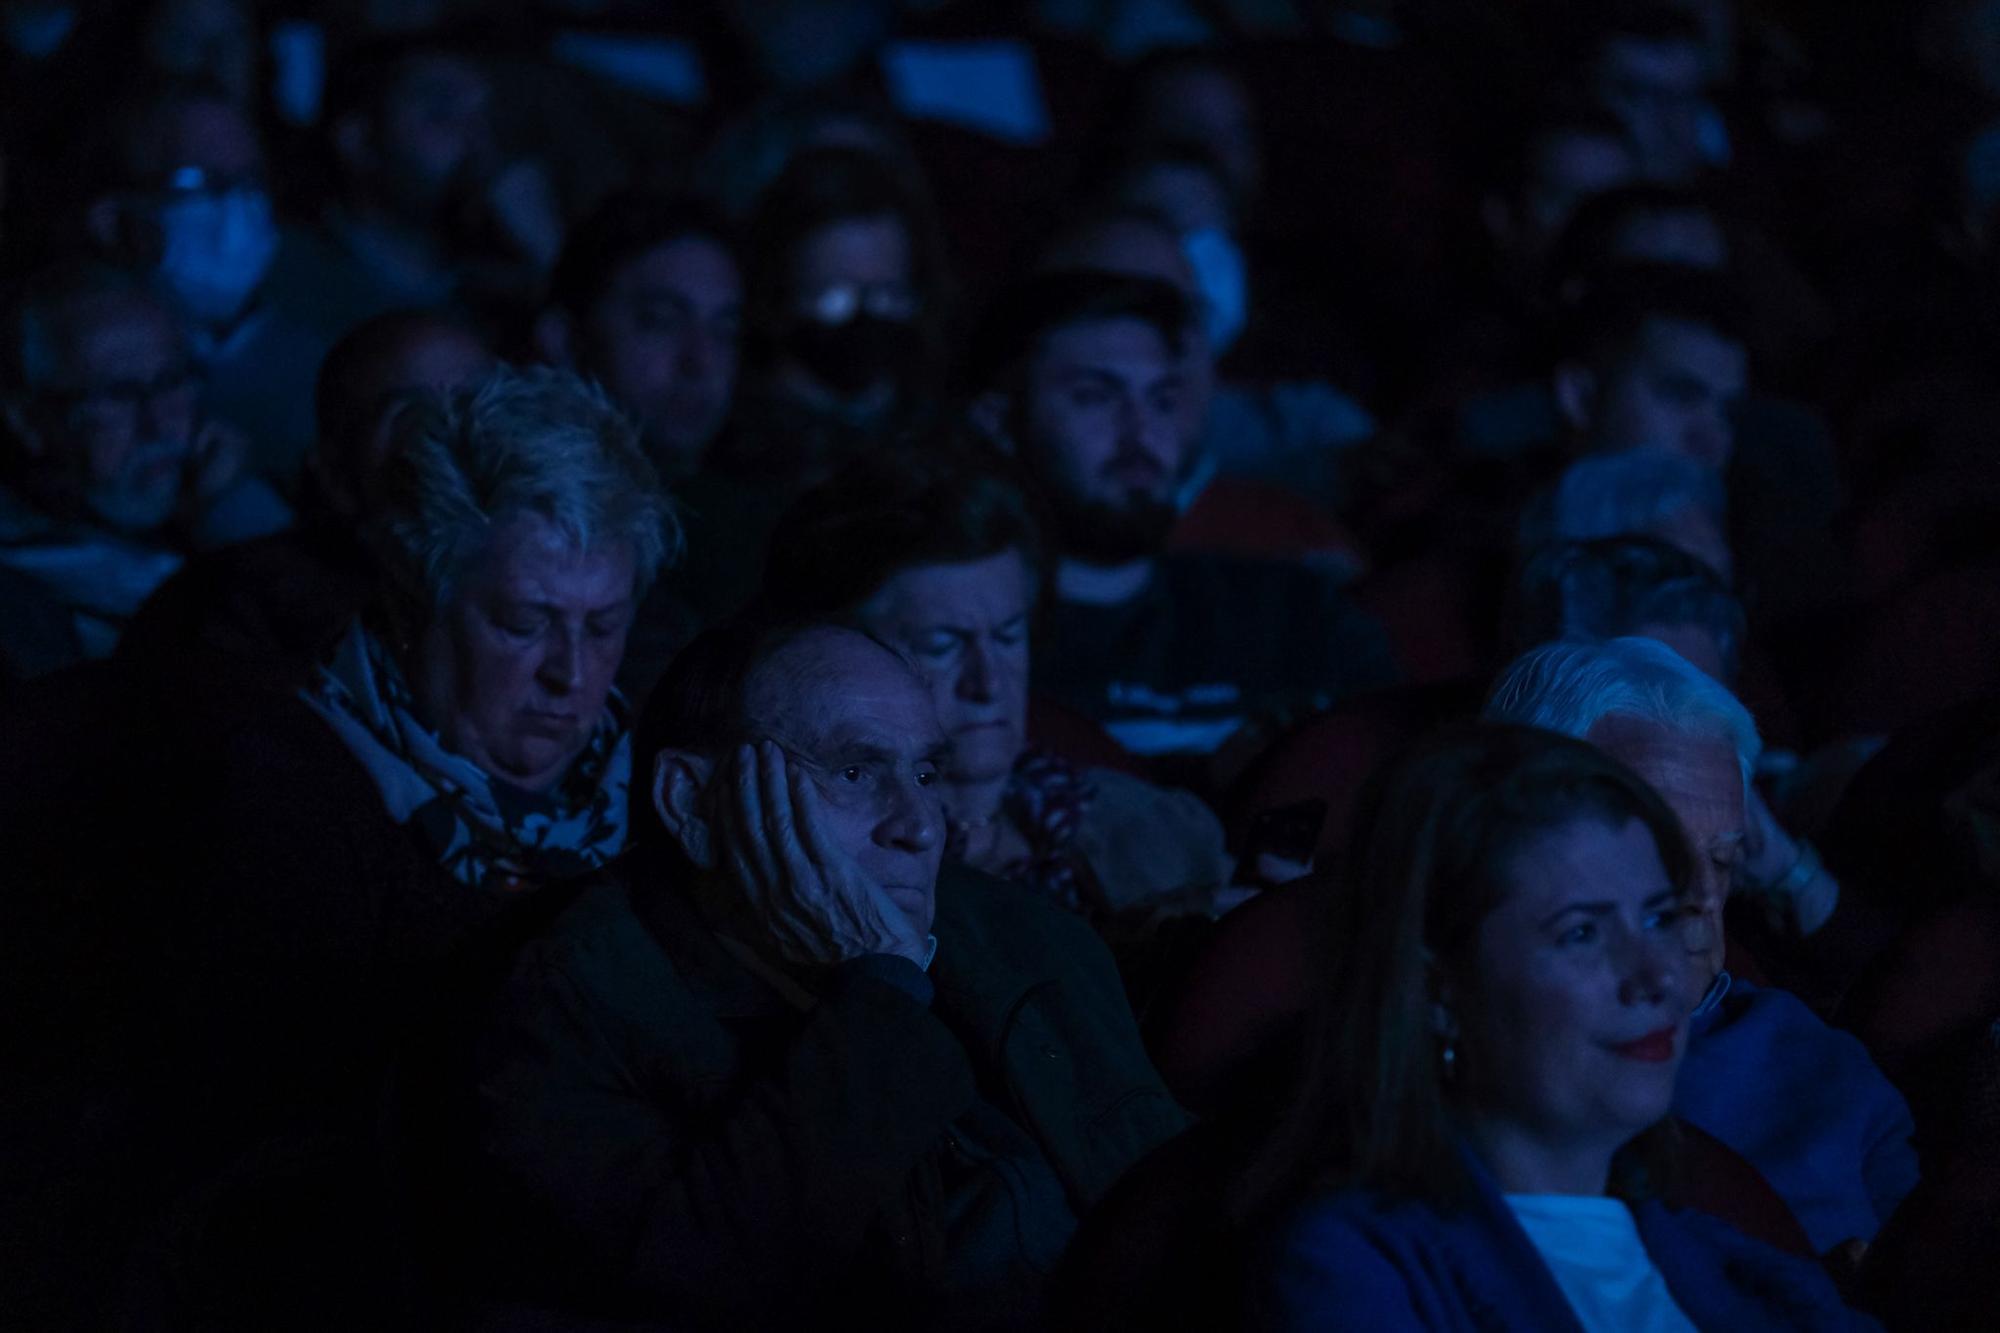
[307,365,677,887]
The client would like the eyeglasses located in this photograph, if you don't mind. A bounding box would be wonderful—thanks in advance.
[796,281,920,326]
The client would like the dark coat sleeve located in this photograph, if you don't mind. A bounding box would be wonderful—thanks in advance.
[474,915,981,1320]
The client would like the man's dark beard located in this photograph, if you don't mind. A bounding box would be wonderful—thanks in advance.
[1044,487,1179,565]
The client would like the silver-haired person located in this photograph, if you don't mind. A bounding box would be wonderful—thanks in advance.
[1485,636,1918,1261]
[307,364,677,888]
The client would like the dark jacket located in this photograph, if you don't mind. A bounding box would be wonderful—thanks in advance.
[1254,1147,1877,1332]
[473,851,1190,1328]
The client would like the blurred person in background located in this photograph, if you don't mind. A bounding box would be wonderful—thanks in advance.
[716,145,950,490]
[120,308,494,683]
[83,81,327,484]
[0,261,287,677]
[1520,451,1733,582]
[263,31,565,343]
[969,269,1393,770]
[534,192,742,481]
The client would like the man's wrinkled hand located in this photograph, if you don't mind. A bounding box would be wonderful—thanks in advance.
[719,742,928,969]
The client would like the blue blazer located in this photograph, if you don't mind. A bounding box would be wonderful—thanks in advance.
[1253,1149,1879,1332]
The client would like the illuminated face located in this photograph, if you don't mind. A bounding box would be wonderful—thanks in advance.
[858,551,1034,788]
[1580,317,1747,469]
[1586,714,1744,988]
[33,291,200,535]
[582,235,742,470]
[411,513,637,792]
[1023,316,1189,514]
[745,628,947,937]
[1456,816,1692,1162]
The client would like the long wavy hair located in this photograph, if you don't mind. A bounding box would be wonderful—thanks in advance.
[1233,722,1695,1222]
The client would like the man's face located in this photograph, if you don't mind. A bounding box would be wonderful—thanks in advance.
[1579,317,1746,468]
[27,291,200,535]
[581,236,742,471]
[367,54,495,223]
[1020,316,1189,561]
[744,628,947,937]
[1035,218,1215,439]
[1586,714,1745,988]
[1593,36,1711,183]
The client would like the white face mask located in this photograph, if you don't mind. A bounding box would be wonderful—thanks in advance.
[155,189,280,326]
[1181,226,1248,358]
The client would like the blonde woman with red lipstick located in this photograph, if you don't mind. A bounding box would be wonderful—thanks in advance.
[1237,724,1876,1331]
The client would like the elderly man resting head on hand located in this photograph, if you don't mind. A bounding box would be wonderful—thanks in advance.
[472,614,1187,1329]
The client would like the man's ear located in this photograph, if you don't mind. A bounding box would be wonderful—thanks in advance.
[966,390,1015,453]
[531,308,575,368]
[654,748,717,869]
[1552,361,1598,436]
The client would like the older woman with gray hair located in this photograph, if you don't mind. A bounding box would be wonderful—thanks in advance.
[1486,637,1918,1261]
[127,367,674,1325]
[305,365,675,887]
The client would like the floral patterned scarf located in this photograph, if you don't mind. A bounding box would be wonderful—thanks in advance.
[947,749,1099,913]
[302,620,631,889]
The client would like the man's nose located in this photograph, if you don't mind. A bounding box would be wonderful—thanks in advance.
[878,780,940,853]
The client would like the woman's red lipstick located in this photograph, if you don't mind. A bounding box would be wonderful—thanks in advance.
[1610,1026,1679,1063]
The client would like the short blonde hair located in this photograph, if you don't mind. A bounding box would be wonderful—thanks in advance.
[370,366,677,626]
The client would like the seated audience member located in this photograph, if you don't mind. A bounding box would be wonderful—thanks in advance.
[1040,206,1374,516]
[0,261,287,676]
[531,194,741,697]
[119,309,495,681]
[164,367,666,1080]
[1507,536,1745,684]
[533,192,742,480]
[713,144,949,491]
[262,33,561,340]
[1241,724,1867,1329]
[1421,100,1639,410]
[762,442,1237,919]
[84,81,325,483]
[1520,451,1733,581]
[1547,184,1731,300]
[1574,3,1723,186]
[667,146,951,637]
[1548,266,1847,645]
[1552,267,1749,471]
[1487,638,1918,1255]
[99,365,669,1326]
[969,270,1395,762]
[473,616,1187,1326]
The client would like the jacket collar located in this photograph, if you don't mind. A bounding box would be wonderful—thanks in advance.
[624,851,1055,1037]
